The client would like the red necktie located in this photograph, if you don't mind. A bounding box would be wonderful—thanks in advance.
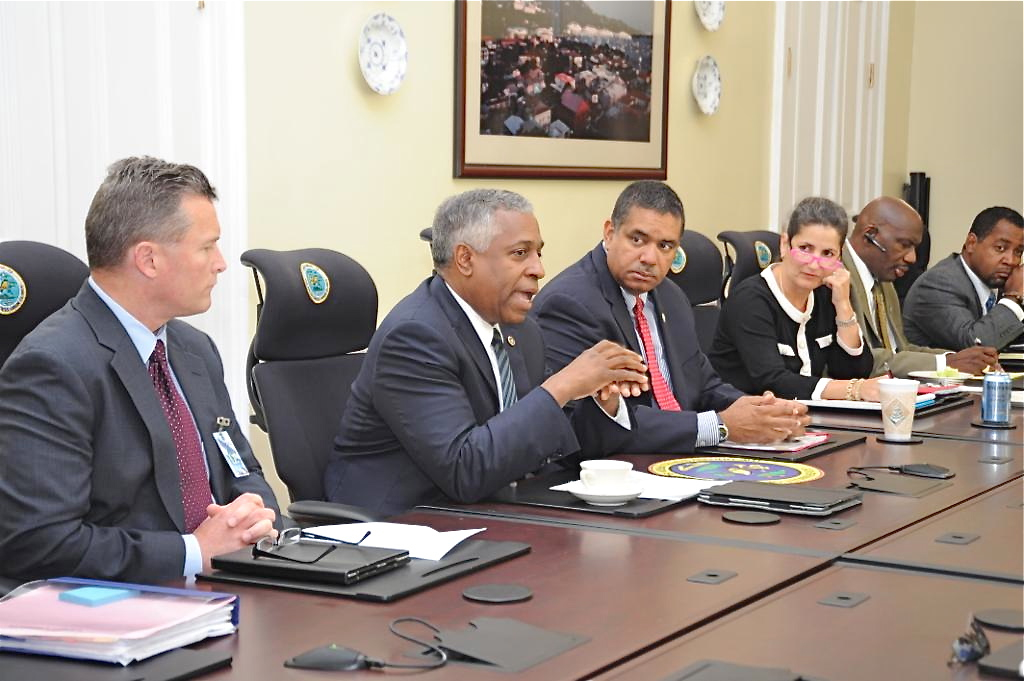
[633,297,681,411]
[148,339,214,533]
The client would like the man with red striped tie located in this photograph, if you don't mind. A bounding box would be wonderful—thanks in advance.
[532,181,809,455]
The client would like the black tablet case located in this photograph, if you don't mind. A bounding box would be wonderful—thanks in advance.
[211,542,409,586]
[198,539,529,602]
[0,647,231,681]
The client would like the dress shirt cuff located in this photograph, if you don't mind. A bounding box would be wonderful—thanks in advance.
[936,353,949,372]
[182,534,203,578]
[997,297,1024,321]
[811,378,831,401]
[695,411,721,447]
[591,394,631,429]
[836,328,865,356]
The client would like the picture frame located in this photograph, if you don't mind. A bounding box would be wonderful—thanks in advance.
[454,0,671,180]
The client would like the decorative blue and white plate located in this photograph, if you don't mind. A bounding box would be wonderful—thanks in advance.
[358,13,407,95]
[694,1,726,32]
[692,55,721,115]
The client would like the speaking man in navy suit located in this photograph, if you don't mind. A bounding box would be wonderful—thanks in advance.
[325,189,649,515]
[0,157,280,584]
[532,181,809,454]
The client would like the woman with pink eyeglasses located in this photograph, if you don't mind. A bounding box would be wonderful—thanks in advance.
[710,197,879,401]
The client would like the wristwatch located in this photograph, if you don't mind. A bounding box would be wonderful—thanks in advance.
[1002,291,1024,306]
[716,414,729,443]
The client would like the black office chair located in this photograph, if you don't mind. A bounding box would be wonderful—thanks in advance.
[717,230,781,299]
[0,241,90,369]
[241,248,380,523]
[664,231,723,353]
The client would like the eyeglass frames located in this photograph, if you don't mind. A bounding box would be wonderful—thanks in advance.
[787,247,842,271]
[251,526,372,564]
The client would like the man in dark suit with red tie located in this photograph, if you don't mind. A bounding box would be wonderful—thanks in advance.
[532,181,808,454]
[0,157,280,585]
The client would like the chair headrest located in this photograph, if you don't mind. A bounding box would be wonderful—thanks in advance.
[0,241,89,365]
[241,248,377,361]
[664,230,723,305]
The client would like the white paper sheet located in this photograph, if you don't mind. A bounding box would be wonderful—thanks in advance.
[303,522,485,561]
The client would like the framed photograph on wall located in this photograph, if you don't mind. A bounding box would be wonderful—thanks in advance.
[454,0,671,179]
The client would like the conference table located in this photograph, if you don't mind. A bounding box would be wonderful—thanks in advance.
[191,400,1020,680]
[33,399,1020,680]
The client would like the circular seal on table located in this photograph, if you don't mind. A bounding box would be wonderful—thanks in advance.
[723,510,780,525]
[974,609,1024,632]
[462,584,533,604]
[0,264,27,315]
[648,457,823,484]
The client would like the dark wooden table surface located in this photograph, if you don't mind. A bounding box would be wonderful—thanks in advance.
[592,564,1024,681]
[197,511,830,680]
[846,479,1024,583]
[428,435,1023,557]
[809,394,1024,444]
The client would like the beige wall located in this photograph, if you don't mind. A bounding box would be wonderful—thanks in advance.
[245,1,776,504]
[881,1,915,200]
[902,1,1023,260]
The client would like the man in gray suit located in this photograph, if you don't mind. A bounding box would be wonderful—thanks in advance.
[904,206,1024,351]
[844,197,998,377]
[0,157,280,584]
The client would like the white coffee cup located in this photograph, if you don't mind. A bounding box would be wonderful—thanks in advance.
[580,459,633,491]
[877,378,920,441]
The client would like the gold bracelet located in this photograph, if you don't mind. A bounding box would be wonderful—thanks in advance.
[852,378,864,401]
[844,379,856,401]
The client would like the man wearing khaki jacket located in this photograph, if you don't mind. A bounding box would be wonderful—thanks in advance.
[844,197,997,377]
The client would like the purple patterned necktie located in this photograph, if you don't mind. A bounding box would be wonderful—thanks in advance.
[148,339,213,533]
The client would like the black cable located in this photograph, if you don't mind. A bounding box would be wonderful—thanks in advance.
[362,617,448,670]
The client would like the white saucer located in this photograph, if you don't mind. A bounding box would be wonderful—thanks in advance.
[563,481,643,507]
[358,13,408,95]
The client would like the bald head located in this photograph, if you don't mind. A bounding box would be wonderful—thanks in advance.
[851,197,924,282]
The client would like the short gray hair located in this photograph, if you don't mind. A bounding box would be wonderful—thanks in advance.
[430,189,533,268]
[85,156,218,269]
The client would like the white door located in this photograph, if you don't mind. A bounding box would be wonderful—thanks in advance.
[770,0,889,229]
[0,1,250,422]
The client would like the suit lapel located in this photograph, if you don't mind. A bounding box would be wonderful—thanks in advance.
[881,282,912,349]
[75,285,187,532]
[589,245,642,355]
[431,277,501,406]
[844,248,881,342]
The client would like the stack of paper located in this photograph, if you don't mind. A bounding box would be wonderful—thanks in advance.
[0,578,238,666]
[302,522,485,561]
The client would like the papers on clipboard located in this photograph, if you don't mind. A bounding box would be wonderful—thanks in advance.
[798,394,936,411]
[715,432,830,453]
[0,578,237,666]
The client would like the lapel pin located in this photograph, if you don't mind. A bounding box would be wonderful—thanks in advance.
[507,336,516,347]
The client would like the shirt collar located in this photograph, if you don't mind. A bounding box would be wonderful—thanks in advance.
[445,282,502,350]
[761,264,814,324]
[845,242,876,294]
[88,277,167,364]
[958,255,996,309]
[619,288,649,314]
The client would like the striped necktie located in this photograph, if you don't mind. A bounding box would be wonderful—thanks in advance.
[872,283,896,353]
[148,339,214,533]
[633,297,681,411]
[490,328,518,411]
